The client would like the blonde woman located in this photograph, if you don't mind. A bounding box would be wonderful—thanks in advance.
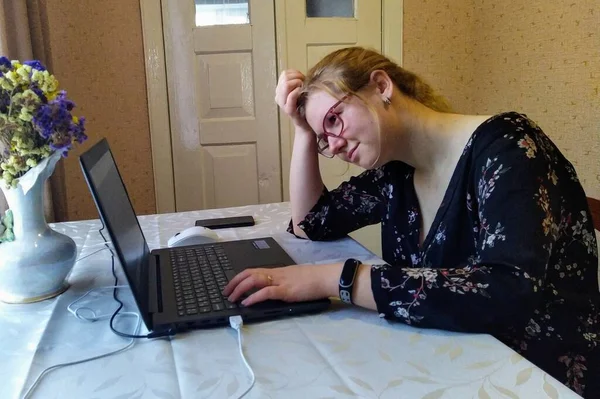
[224,47,599,397]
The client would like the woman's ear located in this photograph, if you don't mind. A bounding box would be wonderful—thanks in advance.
[369,70,393,100]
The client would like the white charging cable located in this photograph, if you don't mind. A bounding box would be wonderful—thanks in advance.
[84,240,113,247]
[21,302,141,399]
[21,236,136,399]
[229,315,256,398]
[74,244,114,263]
[67,285,130,321]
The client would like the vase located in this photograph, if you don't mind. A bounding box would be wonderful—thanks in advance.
[0,151,76,303]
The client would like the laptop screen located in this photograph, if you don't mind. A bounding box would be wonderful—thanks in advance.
[79,138,152,328]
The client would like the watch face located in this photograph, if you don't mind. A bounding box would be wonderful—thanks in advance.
[340,290,351,303]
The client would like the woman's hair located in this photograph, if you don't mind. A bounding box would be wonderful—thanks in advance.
[297,46,452,118]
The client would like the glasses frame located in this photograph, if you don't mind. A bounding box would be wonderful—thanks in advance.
[317,95,349,158]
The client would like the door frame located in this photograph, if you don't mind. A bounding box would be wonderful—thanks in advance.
[140,0,175,213]
[140,0,403,209]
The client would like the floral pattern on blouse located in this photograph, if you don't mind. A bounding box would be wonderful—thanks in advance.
[289,112,600,398]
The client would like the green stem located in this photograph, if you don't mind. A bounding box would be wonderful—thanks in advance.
[6,87,16,119]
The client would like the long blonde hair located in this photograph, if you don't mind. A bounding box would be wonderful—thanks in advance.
[297,47,451,118]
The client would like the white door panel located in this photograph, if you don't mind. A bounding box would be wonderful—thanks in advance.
[202,144,259,209]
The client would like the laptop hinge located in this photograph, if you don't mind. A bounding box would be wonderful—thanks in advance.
[148,254,162,314]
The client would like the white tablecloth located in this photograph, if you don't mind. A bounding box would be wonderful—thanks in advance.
[0,203,580,398]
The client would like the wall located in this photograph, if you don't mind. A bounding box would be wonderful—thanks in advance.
[404,0,600,199]
[38,0,155,221]
[403,0,476,113]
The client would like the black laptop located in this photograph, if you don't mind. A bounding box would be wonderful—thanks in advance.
[79,138,329,335]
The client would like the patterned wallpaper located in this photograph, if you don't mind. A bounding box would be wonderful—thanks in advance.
[41,1,155,221]
[403,0,477,113]
[404,0,600,199]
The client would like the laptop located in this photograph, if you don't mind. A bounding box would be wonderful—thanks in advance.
[79,138,330,335]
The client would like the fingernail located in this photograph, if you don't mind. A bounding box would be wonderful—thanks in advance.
[241,300,248,306]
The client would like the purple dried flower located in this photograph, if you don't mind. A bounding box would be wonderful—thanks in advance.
[23,60,46,71]
[31,87,47,103]
[32,106,54,139]
[31,90,87,156]
[49,130,72,152]
[71,116,87,144]
[0,92,9,114]
[0,56,11,70]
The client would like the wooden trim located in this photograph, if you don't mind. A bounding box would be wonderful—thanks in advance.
[249,0,283,205]
[588,197,600,231]
[275,0,291,201]
[140,0,175,213]
[162,0,207,212]
[383,0,403,66]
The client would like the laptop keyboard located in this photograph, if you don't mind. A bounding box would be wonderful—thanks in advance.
[170,245,238,317]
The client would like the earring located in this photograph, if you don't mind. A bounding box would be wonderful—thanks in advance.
[383,96,391,106]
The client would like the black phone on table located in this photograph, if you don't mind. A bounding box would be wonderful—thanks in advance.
[195,215,255,229]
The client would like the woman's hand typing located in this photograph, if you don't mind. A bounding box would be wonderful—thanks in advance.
[223,262,377,310]
[223,264,337,306]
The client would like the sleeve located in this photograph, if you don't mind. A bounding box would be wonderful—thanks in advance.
[287,166,389,241]
[370,122,560,334]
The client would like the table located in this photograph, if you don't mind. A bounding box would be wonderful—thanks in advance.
[0,203,580,399]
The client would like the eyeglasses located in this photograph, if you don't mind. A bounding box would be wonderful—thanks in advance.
[317,95,348,158]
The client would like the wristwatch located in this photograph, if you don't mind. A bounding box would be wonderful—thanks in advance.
[339,258,361,304]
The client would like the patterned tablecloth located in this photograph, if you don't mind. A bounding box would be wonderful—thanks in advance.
[0,203,580,399]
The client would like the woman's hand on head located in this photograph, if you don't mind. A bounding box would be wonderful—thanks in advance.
[275,70,312,133]
[223,264,333,306]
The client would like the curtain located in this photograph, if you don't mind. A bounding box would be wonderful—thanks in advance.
[0,0,55,222]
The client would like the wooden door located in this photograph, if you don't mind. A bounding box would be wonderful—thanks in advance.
[163,0,282,211]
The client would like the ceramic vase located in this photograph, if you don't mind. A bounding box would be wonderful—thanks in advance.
[0,152,76,303]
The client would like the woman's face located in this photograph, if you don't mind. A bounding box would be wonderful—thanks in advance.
[304,89,384,169]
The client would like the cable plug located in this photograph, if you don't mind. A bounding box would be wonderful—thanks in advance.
[228,315,255,398]
[147,329,176,339]
[229,315,243,330]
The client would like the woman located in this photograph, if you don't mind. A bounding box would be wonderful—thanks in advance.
[223,47,599,397]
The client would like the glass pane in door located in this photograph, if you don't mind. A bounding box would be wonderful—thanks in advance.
[195,0,250,27]
[306,0,354,18]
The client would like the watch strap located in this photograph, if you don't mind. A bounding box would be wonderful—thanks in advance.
[339,258,361,304]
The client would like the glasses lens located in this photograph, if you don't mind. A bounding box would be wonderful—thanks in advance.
[324,113,343,136]
[317,137,333,157]
[319,107,343,158]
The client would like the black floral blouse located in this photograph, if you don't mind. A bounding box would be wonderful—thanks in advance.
[290,112,600,398]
